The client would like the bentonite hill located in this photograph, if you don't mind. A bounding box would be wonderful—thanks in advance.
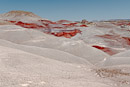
[0,10,130,87]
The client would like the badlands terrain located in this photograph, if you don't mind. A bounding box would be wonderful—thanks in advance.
[0,11,130,87]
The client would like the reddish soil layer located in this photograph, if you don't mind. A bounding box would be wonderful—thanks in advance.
[96,34,130,46]
[51,29,81,38]
[8,20,84,38]
[92,45,118,55]
[15,21,44,29]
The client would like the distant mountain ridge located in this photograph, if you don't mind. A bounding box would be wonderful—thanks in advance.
[108,19,130,21]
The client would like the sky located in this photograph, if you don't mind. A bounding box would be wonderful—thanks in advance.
[0,0,130,21]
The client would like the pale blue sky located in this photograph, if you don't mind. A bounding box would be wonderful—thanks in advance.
[0,0,130,21]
